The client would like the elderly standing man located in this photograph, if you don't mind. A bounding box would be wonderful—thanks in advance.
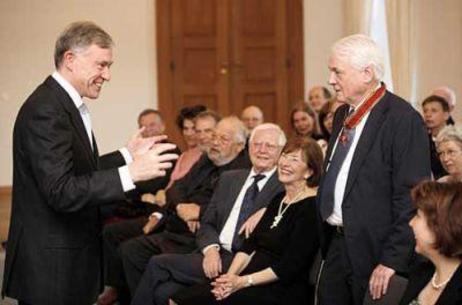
[241,105,264,132]
[2,21,178,305]
[316,34,431,304]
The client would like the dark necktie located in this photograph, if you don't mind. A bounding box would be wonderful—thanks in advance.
[320,111,356,221]
[231,174,265,252]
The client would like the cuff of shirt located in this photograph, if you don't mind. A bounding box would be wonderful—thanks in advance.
[118,165,136,192]
[202,244,220,255]
[119,147,133,164]
[150,212,163,220]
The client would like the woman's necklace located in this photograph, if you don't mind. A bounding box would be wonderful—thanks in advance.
[431,269,456,290]
[270,186,309,229]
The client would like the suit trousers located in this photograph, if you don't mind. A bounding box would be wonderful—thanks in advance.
[120,231,197,296]
[131,251,234,305]
[318,230,368,305]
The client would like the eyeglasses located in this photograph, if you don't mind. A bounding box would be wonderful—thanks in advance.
[438,149,462,158]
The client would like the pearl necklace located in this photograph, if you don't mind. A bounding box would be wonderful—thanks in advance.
[431,271,454,290]
[270,186,309,229]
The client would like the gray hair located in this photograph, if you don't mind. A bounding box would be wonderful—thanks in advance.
[436,125,462,148]
[249,123,287,147]
[218,116,248,144]
[54,21,114,69]
[331,34,384,81]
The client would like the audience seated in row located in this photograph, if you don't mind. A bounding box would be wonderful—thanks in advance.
[132,137,323,305]
[98,115,251,305]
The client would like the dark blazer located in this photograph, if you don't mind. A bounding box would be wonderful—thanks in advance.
[317,91,431,279]
[399,261,462,305]
[2,76,128,305]
[196,168,284,250]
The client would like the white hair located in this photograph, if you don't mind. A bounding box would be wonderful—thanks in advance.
[432,86,457,107]
[249,123,287,147]
[331,34,384,81]
[436,125,462,148]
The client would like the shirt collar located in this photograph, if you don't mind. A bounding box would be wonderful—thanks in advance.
[350,82,382,111]
[250,166,277,179]
[52,71,84,110]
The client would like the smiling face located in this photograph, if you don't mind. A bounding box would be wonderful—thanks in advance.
[308,87,329,112]
[292,111,315,136]
[139,112,165,138]
[182,119,197,149]
[207,120,244,166]
[409,209,436,257]
[277,149,311,186]
[63,44,113,99]
[249,128,282,173]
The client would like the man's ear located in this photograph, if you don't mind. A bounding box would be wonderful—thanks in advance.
[362,65,375,84]
[62,50,76,71]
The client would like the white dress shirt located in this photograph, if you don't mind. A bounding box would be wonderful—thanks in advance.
[203,167,276,253]
[326,101,372,226]
[51,71,135,192]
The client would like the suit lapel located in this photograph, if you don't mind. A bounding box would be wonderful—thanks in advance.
[45,76,96,168]
[343,92,390,200]
[220,170,250,227]
[437,264,462,305]
[323,105,349,172]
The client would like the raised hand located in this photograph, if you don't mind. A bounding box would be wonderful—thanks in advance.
[128,143,178,182]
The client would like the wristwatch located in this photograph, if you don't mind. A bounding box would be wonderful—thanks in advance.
[244,275,254,287]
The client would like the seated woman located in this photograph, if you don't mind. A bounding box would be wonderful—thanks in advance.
[399,181,462,305]
[435,125,462,183]
[290,102,322,141]
[170,137,323,305]
[143,105,206,206]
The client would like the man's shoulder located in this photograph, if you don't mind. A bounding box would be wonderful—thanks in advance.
[384,91,419,116]
[219,168,249,180]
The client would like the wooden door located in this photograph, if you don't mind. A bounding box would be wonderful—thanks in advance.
[157,0,304,147]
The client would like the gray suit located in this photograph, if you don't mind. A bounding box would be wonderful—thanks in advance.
[131,168,283,305]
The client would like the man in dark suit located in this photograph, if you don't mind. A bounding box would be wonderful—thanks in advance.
[99,116,251,303]
[317,34,431,305]
[130,123,286,305]
[2,21,178,305]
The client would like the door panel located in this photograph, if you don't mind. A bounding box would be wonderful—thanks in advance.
[157,0,303,147]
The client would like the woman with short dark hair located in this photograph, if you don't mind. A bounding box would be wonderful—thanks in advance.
[170,137,323,305]
[400,181,462,305]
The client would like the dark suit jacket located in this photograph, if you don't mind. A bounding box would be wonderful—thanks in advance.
[2,76,128,305]
[196,168,284,251]
[162,151,251,237]
[399,261,462,305]
[317,91,431,279]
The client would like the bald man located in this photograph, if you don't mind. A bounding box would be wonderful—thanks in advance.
[241,105,264,132]
[308,85,332,113]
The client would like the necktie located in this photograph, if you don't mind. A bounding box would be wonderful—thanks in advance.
[79,103,93,150]
[320,110,356,220]
[231,174,265,252]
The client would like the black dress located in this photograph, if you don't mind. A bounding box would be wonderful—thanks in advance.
[171,193,319,305]
[399,261,462,305]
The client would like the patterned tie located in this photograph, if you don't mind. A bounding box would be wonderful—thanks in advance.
[320,110,356,220]
[231,174,265,252]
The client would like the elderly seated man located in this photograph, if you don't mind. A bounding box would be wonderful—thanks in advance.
[131,123,287,305]
[98,116,251,305]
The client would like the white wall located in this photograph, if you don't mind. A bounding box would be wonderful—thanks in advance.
[412,0,462,118]
[303,0,344,97]
[0,0,157,186]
